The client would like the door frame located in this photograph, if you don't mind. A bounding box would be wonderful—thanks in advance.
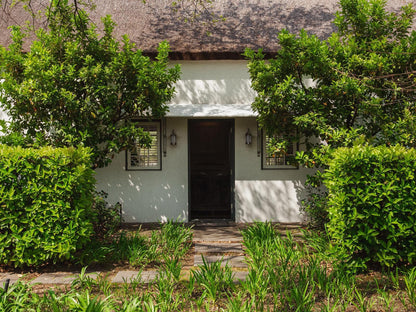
[188,118,235,221]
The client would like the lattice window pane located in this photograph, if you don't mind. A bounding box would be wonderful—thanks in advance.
[263,133,297,169]
[127,122,161,170]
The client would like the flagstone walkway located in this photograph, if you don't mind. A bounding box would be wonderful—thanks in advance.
[0,224,251,287]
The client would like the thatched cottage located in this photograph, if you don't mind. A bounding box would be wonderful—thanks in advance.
[0,0,412,222]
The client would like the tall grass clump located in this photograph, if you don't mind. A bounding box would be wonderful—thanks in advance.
[3,222,416,311]
[110,221,192,268]
[0,281,34,311]
[151,220,193,260]
[79,220,192,268]
[192,256,235,302]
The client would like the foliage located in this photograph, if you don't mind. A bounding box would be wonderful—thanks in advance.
[0,0,180,167]
[153,220,193,260]
[2,223,416,310]
[79,221,192,267]
[245,0,416,227]
[246,0,416,147]
[325,145,416,271]
[192,256,235,302]
[0,145,95,267]
[90,191,122,240]
[0,281,34,311]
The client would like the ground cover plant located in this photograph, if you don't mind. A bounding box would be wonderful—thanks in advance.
[1,222,416,311]
[80,220,194,268]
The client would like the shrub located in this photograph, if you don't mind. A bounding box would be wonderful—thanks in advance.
[325,145,416,271]
[0,145,96,267]
[90,191,122,240]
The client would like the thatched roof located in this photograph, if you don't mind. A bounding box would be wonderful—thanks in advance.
[0,0,414,59]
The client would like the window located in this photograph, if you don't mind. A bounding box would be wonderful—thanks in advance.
[262,132,298,169]
[127,121,161,170]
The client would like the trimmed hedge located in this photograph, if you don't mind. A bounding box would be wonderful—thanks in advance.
[325,145,416,271]
[0,145,95,267]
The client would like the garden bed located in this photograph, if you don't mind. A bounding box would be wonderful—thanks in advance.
[1,222,416,311]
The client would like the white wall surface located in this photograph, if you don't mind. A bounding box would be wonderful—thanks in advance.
[96,117,308,223]
[169,60,256,106]
[95,118,189,222]
[0,110,8,122]
[95,61,309,223]
[234,118,307,223]
[167,60,256,117]
[0,109,10,135]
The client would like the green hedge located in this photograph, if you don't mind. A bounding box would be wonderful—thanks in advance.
[0,145,95,267]
[325,145,416,271]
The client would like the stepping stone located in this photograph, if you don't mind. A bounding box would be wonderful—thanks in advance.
[233,270,249,282]
[195,242,243,254]
[112,270,158,284]
[194,255,247,268]
[193,226,243,242]
[31,272,100,285]
[0,273,23,285]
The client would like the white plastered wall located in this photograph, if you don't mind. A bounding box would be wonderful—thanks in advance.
[0,89,10,133]
[0,110,8,122]
[95,118,189,222]
[234,118,308,223]
[96,60,310,223]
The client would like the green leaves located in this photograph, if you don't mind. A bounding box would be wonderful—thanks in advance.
[325,145,416,271]
[245,0,416,230]
[246,0,416,149]
[0,145,96,267]
[0,1,180,168]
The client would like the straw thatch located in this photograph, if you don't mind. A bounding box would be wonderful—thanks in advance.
[0,0,414,59]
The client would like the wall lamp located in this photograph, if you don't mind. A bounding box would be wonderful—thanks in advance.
[245,128,252,145]
[170,130,177,146]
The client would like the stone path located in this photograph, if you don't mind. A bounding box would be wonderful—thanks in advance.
[112,270,158,284]
[192,225,248,282]
[0,224,249,287]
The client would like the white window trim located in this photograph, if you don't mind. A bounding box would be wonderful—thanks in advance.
[261,131,298,170]
[126,121,161,171]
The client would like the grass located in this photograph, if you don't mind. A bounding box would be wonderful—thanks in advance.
[1,221,416,311]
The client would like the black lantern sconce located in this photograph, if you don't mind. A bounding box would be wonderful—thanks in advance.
[170,130,177,146]
[245,128,252,145]
[257,122,261,157]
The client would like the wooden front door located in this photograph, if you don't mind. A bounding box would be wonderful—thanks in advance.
[189,119,234,220]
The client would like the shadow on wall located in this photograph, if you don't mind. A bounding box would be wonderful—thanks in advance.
[101,174,188,223]
[235,179,308,223]
[171,77,255,105]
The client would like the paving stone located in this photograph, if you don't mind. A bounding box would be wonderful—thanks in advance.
[31,272,100,285]
[193,226,243,242]
[194,255,247,268]
[0,273,23,285]
[233,271,249,282]
[112,270,158,284]
[195,242,243,254]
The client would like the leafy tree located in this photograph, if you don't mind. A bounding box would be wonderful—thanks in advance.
[245,0,416,227]
[0,0,180,167]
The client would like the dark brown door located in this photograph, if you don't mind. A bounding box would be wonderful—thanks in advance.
[189,119,234,220]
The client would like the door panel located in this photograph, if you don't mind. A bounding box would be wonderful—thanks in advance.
[189,120,234,219]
